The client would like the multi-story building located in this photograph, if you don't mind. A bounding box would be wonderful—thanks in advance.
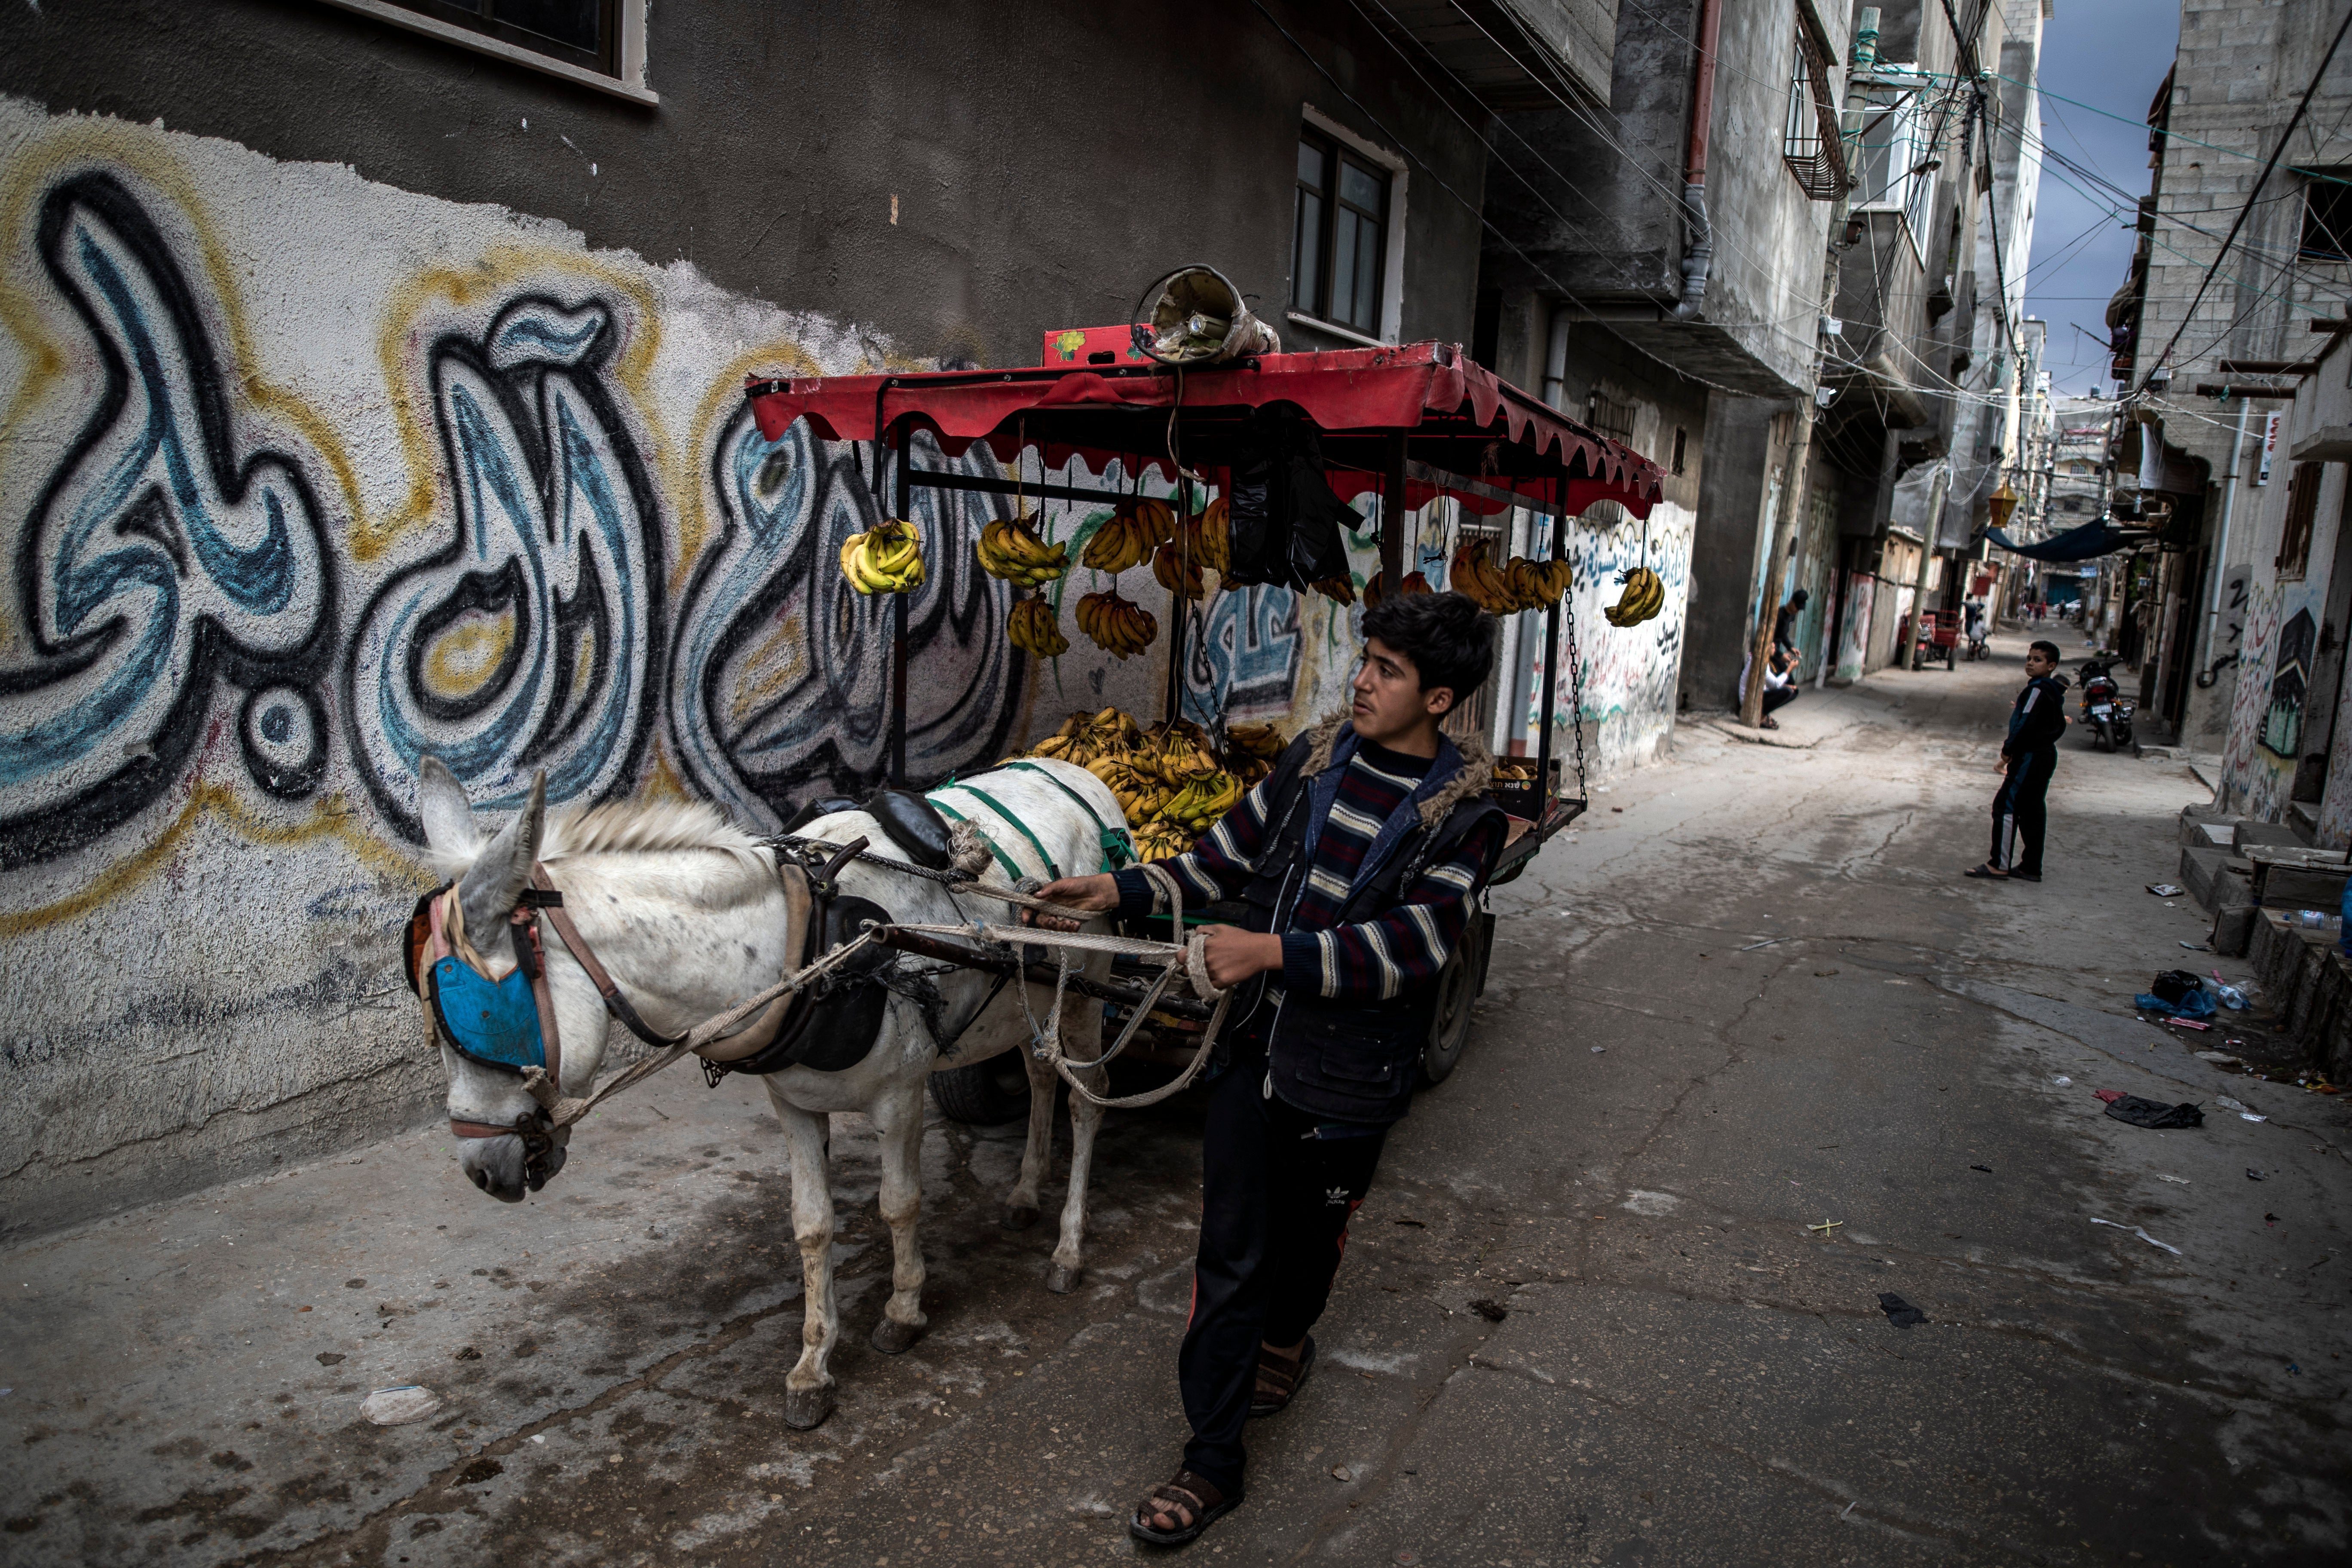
[2111,0,2352,752]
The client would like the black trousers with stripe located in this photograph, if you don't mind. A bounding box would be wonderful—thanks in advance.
[1990,747,2056,876]
[1177,1032,1388,1494]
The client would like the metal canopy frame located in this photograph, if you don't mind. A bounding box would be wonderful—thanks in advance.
[746,345,1665,849]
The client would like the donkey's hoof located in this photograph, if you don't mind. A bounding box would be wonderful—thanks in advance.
[781,1384,836,1430]
[871,1315,927,1356]
[999,1202,1041,1231]
[1044,1262,1081,1295]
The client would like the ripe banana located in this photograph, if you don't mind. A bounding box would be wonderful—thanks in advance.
[1131,819,1196,861]
[1448,541,1519,615]
[1152,542,1205,602]
[1311,574,1355,606]
[1603,567,1665,627]
[1006,595,1069,657]
[977,514,1070,587]
[1075,588,1158,658]
[1363,569,1430,608]
[839,518,925,594]
[1224,721,1286,762]
[1183,499,1232,576]
[1080,498,1176,574]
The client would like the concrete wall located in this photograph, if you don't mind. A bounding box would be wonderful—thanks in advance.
[0,40,1467,1237]
[1687,396,1788,703]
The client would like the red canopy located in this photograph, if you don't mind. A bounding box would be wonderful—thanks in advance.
[743,341,1664,521]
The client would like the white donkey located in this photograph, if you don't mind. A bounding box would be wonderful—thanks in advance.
[416,757,1121,1429]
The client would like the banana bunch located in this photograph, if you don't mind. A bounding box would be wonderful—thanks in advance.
[1007,595,1069,657]
[1138,720,1221,787]
[1152,542,1205,602]
[1362,569,1433,609]
[1132,819,1197,861]
[976,514,1069,587]
[1086,756,1173,824]
[1605,567,1665,627]
[1492,763,1534,781]
[1449,541,1521,615]
[1311,575,1355,606]
[1161,770,1246,834]
[1181,500,1231,576]
[1515,556,1574,609]
[1080,498,1176,573]
[1076,588,1158,658]
[1026,706,1139,768]
[839,519,925,594]
[1224,721,1287,763]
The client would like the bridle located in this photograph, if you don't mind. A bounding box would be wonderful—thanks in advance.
[410,842,868,1185]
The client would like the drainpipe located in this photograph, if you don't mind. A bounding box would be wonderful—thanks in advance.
[1672,0,1724,320]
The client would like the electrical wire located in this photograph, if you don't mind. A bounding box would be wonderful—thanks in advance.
[2135,1,2352,389]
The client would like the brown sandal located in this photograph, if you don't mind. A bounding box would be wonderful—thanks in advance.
[1249,1336,1316,1419]
[1130,1468,1241,1545]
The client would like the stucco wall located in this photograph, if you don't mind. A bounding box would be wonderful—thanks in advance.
[0,98,1394,1241]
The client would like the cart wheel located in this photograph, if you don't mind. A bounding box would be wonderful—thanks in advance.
[1421,912,1493,1086]
[929,1057,1033,1125]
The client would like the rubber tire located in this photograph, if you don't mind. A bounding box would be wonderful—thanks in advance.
[1421,911,1492,1086]
[928,1057,1034,1125]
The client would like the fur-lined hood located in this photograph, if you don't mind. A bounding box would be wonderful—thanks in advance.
[1298,711,1496,829]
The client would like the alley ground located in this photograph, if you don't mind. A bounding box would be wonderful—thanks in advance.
[4,634,2348,1568]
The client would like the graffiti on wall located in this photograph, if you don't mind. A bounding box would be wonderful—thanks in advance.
[0,146,1039,911]
[1,173,339,870]
[669,413,1020,830]
[2260,607,2314,761]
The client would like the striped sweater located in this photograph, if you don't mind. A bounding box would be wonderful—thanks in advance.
[1112,735,1500,1002]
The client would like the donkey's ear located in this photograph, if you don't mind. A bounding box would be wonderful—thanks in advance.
[456,772,546,938]
[416,756,479,861]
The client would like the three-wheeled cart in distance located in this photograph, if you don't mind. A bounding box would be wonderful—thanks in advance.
[743,337,1664,1119]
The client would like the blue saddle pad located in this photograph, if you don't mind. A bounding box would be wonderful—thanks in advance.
[430,956,547,1072]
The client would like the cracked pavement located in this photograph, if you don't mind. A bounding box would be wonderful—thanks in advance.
[4,635,2347,1566]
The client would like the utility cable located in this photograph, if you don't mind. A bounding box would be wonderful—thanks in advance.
[2135,0,2352,390]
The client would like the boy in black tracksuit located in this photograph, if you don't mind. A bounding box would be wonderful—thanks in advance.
[1969,639,2068,882]
[1028,592,1506,1547]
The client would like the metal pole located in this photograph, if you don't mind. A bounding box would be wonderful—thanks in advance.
[1534,498,1564,802]
[1382,434,1408,590]
[891,415,911,786]
[2192,396,2252,687]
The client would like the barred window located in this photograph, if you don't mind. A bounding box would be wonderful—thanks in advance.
[1781,22,1849,200]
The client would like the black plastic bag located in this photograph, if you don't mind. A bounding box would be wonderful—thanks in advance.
[1226,407,1353,591]
[2147,969,2204,1005]
[2101,1093,2205,1130]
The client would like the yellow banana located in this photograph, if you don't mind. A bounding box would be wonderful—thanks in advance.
[1080,511,1147,573]
[1077,591,1156,658]
[1007,595,1069,657]
[1152,542,1205,602]
[1311,574,1355,606]
[1448,541,1518,615]
[842,519,924,593]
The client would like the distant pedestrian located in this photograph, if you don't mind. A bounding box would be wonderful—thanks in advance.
[1772,588,1809,659]
[1740,646,1801,728]
[1966,639,2068,882]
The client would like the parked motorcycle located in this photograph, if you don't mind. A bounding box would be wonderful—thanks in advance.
[2078,658,2135,752]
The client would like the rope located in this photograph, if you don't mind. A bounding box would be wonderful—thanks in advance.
[518,931,884,1129]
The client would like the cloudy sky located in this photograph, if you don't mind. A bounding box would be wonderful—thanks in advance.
[2018,0,2184,395]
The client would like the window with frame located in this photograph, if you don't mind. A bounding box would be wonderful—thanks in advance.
[2277,460,2322,579]
[2300,172,2352,261]
[1850,83,1937,263]
[1781,22,1848,199]
[1292,129,1391,337]
[384,0,620,77]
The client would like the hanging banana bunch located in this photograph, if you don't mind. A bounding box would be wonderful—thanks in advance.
[839,518,925,594]
[1360,569,1432,609]
[1605,567,1665,627]
[1152,542,1205,602]
[1311,574,1356,606]
[976,512,1070,587]
[1448,540,1520,615]
[1181,499,1232,576]
[1080,496,1177,573]
[1006,594,1069,657]
[1075,588,1158,658]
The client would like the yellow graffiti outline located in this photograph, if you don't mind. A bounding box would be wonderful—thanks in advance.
[363,245,669,564]
[0,121,367,543]
[0,787,424,941]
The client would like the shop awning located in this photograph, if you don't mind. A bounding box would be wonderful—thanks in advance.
[1988,521,2152,562]
[743,341,1666,521]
